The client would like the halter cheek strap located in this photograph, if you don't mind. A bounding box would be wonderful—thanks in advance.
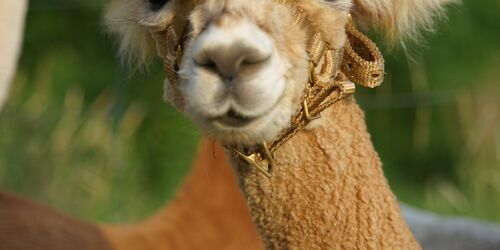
[161,2,196,109]
[160,0,385,178]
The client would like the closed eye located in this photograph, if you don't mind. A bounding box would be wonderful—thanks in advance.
[148,0,169,11]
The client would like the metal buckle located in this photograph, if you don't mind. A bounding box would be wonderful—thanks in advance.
[174,44,183,71]
[231,143,274,178]
[302,100,321,121]
[339,80,356,96]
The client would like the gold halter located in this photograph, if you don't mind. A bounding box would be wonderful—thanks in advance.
[162,0,385,178]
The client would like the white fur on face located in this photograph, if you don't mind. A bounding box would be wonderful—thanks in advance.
[178,18,295,146]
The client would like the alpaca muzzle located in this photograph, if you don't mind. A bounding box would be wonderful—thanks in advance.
[162,0,385,178]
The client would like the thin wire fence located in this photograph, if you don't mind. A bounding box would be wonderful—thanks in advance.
[28,2,102,11]
[358,91,457,110]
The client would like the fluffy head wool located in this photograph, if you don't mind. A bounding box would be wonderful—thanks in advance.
[104,0,456,68]
[353,0,459,44]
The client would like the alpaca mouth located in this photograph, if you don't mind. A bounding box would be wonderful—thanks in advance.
[214,109,257,128]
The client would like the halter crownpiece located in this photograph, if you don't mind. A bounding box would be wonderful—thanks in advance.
[161,0,385,178]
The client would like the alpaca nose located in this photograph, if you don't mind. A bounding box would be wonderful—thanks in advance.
[196,44,271,80]
[192,21,273,80]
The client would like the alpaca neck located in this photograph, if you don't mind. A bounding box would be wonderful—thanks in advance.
[101,139,263,250]
[231,97,421,249]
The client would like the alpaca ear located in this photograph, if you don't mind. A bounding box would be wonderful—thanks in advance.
[352,0,458,44]
[103,0,157,70]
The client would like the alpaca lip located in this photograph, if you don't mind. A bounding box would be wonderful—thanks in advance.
[214,109,256,128]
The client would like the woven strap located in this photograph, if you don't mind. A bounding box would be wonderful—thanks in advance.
[342,19,385,88]
[162,1,205,109]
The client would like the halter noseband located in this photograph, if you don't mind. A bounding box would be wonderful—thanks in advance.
[162,0,385,178]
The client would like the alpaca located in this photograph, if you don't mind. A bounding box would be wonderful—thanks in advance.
[0,0,27,109]
[103,0,447,248]
[0,139,263,250]
[100,139,263,250]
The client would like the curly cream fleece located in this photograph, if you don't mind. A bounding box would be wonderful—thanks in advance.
[230,97,421,249]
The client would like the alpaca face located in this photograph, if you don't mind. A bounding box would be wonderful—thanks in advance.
[105,0,450,145]
[176,0,354,145]
[175,0,311,146]
[106,0,352,145]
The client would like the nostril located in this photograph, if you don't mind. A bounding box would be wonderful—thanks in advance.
[194,58,218,71]
[194,61,218,71]
[241,55,271,66]
[224,76,235,83]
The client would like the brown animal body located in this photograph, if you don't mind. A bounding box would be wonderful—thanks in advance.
[101,139,262,250]
[0,192,112,250]
[0,140,262,250]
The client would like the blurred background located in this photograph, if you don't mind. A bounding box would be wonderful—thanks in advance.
[0,0,498,224]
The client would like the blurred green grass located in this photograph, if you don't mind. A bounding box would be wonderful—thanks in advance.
[0,0,498,223]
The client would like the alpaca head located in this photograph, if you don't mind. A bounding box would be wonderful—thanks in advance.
[105,0,454,146]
